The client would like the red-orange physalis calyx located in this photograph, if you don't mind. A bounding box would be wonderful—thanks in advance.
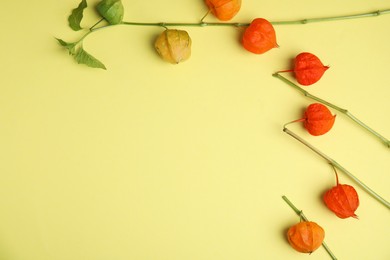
[204,0,241,21]
[323,167,359,219]
[304,103,336,136]
[242,18,278,54]
[287,221,325,254]
[294,52,329,85]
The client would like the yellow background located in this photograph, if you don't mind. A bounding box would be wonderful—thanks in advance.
[1,0,389,259]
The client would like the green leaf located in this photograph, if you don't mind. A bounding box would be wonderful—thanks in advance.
[56,38,77,55]
[68,0,88,31]
[74,47,107,69]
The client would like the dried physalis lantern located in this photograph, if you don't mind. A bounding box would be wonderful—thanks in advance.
[294,52,329,85]
[287,221,325,254]
[324,166,359,219]
[154,29,192,64]
[242,18,278,54]
[204,0,242,21]
[286,103,336,136]
[278,52,329,85]
[304,103,336,136]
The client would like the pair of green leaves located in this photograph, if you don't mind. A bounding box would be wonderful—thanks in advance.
[56,0,107,70]
[56,38,106,69]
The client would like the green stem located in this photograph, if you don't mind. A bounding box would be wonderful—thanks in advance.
[283,126,390,209]
[89,18,105,31]
[200,10,211,23]
[282,195,307,220]
[78,31,92,42]
[70,31,92,47]
[273,73,390,148]
[110,21,249,29]
[282,195,338,260]
[90,9,390,30]
[271,9,390,25]
[78,8,390,47]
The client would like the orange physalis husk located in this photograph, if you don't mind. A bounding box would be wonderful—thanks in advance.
[287,221,325,254]
[294,52,329,86]
[277,52,329,85]
[303,103,336,136]
[323,167,359,219]
[242,18,278,54]
[204,0,241,21]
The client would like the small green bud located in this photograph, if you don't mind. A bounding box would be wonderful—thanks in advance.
[154,29,192,64]
[96,0,124,25]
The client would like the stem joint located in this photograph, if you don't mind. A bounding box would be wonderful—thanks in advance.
[159,22,167,28]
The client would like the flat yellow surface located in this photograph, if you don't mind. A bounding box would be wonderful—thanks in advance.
[1,0,390,259]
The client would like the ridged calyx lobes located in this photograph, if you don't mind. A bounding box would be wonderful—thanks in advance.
[304,103,336,136]
[205,0,242,21]
[323,168,359,219]
[294,52,329,86]
[287,221,325,254]
[155,29,192,64]
[97,0,124,25]
[324,185,359,218]
[242,18,278,54]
